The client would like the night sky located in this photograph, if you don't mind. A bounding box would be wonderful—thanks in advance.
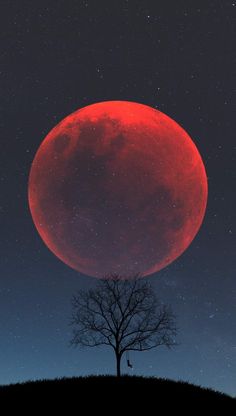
[1,1,235,396]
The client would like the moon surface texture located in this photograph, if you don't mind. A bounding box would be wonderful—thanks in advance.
[28,101,208,278]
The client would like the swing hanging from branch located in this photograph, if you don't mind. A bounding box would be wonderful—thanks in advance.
[126,351,133,369]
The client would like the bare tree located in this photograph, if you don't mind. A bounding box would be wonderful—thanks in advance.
[70,275,177,377]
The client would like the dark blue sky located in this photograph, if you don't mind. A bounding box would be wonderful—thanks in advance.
[0,1,235,397]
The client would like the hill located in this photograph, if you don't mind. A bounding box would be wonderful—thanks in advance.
[0,375,235,410]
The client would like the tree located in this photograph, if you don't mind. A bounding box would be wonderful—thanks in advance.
[70,275,177,377]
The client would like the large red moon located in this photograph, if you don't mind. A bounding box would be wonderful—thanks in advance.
[28,101,207,278]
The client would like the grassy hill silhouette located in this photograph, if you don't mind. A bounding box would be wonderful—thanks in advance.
[0,375,235,408]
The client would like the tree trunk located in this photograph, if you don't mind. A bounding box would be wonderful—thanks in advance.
[116,353,121,377]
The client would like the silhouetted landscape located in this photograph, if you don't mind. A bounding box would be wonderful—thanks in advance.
[1,2,235,405]
[0,376,235,407]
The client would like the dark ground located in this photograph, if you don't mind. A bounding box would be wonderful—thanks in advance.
[0,376,235,411]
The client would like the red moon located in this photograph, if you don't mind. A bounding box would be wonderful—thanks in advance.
[28,101,207,278]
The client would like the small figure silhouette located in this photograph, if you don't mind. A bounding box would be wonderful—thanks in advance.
[127,359,133,368]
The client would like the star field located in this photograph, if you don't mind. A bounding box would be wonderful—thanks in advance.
[0,1,235,396]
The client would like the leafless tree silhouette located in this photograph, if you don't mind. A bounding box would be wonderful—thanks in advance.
[70,275,177,376]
